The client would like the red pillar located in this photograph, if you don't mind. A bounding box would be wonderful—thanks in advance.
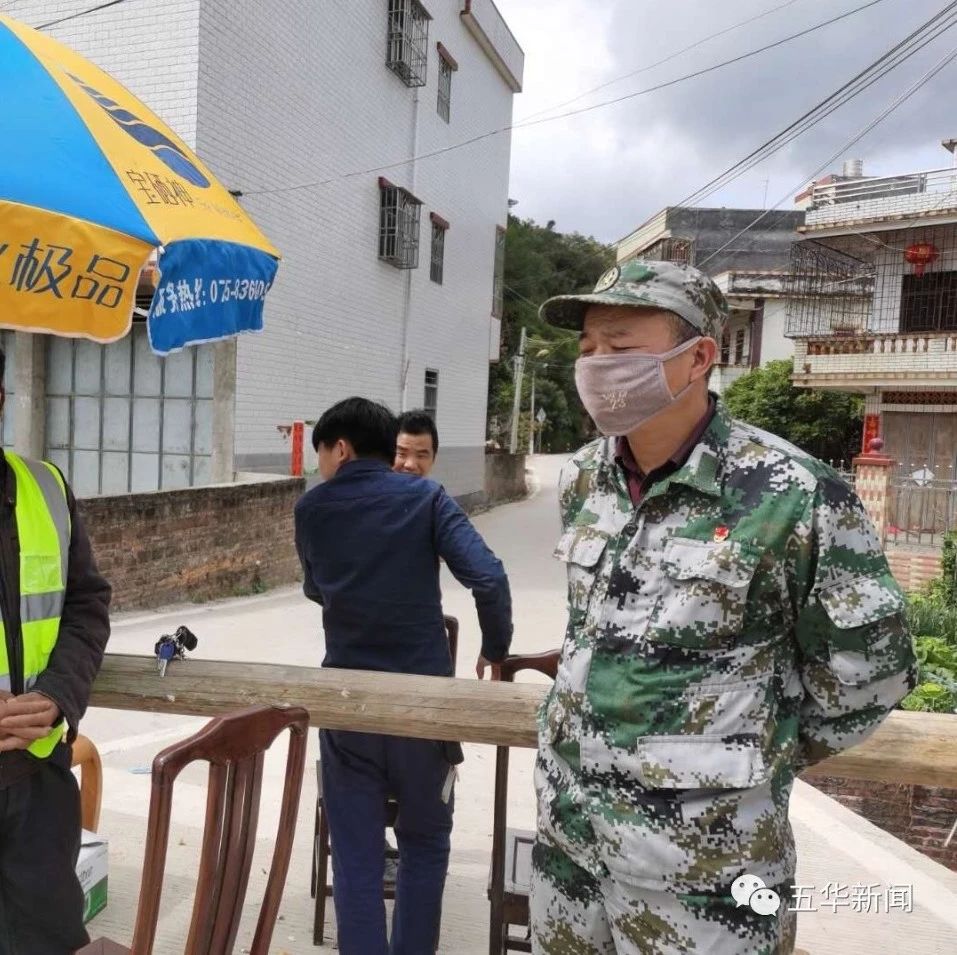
[291,421,304,477]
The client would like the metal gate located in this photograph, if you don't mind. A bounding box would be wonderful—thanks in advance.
[887,468,957,546]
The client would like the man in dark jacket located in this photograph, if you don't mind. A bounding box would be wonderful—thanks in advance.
[0,345,112,954]
[295,396,512,955]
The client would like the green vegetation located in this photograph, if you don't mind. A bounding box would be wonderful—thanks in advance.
[723,359,864,465]
[487,215,614,452]
[900,562,957,713]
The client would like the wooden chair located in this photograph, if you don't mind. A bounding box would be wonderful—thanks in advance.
[71,734,103,832]
[488,650,560,955]
[79,703,308,955]
[311,615,459,947]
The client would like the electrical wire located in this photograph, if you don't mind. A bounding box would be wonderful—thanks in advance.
[241,0,889,198]
[679,0,957,208]
[696,40,957,270]
[36,0,127,30]
[517,0,808,123]
[507,4,957,302]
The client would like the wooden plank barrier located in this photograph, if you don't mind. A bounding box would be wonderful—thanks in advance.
[89,655,957,789]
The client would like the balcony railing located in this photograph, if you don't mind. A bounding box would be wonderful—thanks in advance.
[804,331,957,356]
[805,167,957,229]
[793,331,957,387]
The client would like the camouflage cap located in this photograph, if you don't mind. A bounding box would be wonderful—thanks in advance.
[539,259,729,339]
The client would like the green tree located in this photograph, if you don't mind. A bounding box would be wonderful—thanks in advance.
[723,359,863,465]
[488,215,614,451]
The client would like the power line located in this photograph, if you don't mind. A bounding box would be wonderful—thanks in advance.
[517,0,808,123]
[241,0,888,198]
[679,0,957,208]
[510,9,957,312]
[696,40,957,270]
[502,7,957,314]
[36,0,127,30]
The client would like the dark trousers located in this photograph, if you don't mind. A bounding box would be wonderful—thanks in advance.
[0,751,87,955]
[320,729,454,955]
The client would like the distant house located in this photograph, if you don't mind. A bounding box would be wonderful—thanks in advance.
[786,146,957,552]
[615,206,804,394]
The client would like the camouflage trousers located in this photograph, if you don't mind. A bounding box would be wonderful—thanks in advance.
[531,840,797,955]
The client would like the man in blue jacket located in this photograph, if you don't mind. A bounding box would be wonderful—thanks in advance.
[295,396,513,955]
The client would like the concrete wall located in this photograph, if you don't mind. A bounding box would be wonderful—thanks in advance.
[761,299,793,363]
[196,0,516,498]
[80,476,303,609]
[618,207,803,273]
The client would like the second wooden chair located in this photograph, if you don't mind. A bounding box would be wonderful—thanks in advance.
[487,649,560,955]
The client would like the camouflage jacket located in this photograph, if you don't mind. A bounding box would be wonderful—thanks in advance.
[536,401,916,894]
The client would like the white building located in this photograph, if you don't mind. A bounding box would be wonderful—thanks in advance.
[10,0,523,502]
[615,206,802,394]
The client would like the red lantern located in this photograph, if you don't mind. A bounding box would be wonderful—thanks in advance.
[904,241,939,277]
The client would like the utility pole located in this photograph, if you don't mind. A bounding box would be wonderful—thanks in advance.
[509,326,527,454]
[527,366,536,456]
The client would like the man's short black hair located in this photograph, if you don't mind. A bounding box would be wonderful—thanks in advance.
[396,410,439,454]
[312,397,397,463]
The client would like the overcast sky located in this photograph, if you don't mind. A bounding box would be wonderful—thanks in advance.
[494,0,957,244]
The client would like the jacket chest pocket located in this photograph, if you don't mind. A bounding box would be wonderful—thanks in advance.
[648,537,760,649]
[20,552,63,596]
[554,527,610,616]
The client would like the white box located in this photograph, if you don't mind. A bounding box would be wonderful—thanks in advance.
[76,829,108,923]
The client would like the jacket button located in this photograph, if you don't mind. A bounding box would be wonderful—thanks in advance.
[623,523,637,535]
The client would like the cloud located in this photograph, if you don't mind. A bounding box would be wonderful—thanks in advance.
[498,0,957,243]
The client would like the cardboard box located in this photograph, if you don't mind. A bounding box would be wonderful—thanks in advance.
[76,829,108,924]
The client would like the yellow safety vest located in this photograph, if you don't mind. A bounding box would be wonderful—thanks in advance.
[0,452,70,758]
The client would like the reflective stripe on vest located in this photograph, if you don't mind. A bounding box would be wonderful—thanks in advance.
[0,453,71,758]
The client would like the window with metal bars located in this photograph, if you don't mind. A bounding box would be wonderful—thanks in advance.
[379,179,422,269]
[492,226,506,317]
[430,214,447,284]
[900,271,957,332]
[719,330,730,365]
[640,236,695,265]
[424,368,438,419]
[386,0,430,88]
[734,329,746,365]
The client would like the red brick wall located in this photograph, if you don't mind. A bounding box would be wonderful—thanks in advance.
[807,776,957,870]
[885,547,943,593]
[79,478,304,611]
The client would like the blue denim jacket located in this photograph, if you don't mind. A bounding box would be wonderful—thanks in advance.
[294,459,513,676]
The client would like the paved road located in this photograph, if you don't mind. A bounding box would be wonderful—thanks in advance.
[81,455,957,953]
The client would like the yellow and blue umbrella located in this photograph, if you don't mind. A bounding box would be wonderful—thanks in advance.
[0,14,280,355]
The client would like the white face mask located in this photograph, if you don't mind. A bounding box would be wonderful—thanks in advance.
[574,338,700,436]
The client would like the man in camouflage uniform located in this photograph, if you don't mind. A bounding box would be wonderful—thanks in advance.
[532,259,916,954]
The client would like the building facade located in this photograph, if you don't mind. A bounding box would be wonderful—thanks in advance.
[786,150,957,548]
[615,206,802,394]
[10,0,523,500]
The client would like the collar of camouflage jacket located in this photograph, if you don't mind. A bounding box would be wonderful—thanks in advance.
[597,397,732,503]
